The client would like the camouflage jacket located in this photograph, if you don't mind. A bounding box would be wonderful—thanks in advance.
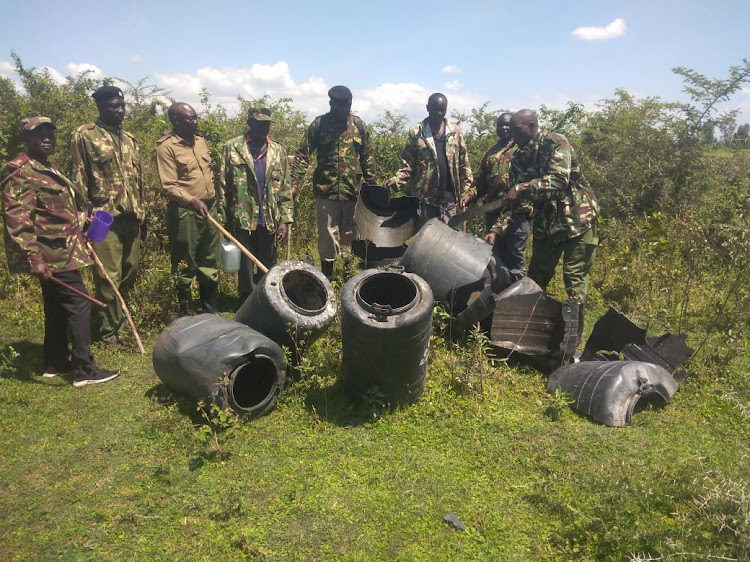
[508,131,599,242]
[221,134,294,232]
[69,119,144,221]
[1,154,92,274]
[291,113,376,200]
[391,119,473,206]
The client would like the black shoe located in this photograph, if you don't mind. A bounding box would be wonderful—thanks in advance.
[199,282,220,314]
[321,261,334,280]
[73,369,119,388]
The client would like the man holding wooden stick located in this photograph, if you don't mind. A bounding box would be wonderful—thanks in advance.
[156,102,222,315]
[1,117,118,387]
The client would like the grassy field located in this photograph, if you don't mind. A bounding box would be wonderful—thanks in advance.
[0,270,748,561]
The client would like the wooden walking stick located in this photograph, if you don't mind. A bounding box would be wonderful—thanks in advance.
[206,214,269,274]
[286,224,292,261]
[48,276,107,309]
[86,242,145,354]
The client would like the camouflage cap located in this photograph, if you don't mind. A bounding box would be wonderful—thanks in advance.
[328,85,352,102]
[248,108,273,122]
[20,116,57,133]
[92,85,124,102]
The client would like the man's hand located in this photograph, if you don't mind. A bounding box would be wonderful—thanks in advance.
[383,177,397,190]
[505,186,518,205]
[30,262,53,281]
[189,198,209,218]
[277,222,289,241]
[459,194,472,210]
[483,232,496,246]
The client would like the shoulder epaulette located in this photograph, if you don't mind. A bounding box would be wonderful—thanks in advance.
[8,155,29,168]
[77,123,97,132]
[156,133,173,145]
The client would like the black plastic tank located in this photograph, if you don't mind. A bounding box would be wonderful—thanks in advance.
[153,314,288,419]
[341,268,433,404]
[400,218,492,313]
[235,260,337,354]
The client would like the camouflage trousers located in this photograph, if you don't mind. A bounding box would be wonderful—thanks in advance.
[91,214,141,342]
[528,222,599,303]
[166,200,221,292]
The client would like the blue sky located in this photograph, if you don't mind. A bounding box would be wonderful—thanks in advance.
[2,0,749,128]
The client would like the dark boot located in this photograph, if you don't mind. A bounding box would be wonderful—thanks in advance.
[177,285,193,316]
[321,261,334,280]
[559,298,581,363]
[199,282,220,314]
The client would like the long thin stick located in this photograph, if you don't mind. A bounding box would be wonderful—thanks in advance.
[206,215,269,274]
[286,224,292,261]
[87,242,145,354]
[48,275,107,308]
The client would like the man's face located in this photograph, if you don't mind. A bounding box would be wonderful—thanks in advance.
[496,114,512,143]
[247,119,271,140]
[173,105,198,137]
[26,126,57,160]
[510,117,536,148]
[98,97,126,127]
[426,97,448,123]
[329,98,351,120]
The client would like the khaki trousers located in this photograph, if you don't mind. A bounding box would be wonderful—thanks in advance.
[316,198,357,264]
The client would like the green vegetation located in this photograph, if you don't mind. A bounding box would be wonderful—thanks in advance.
[0,56,748,560]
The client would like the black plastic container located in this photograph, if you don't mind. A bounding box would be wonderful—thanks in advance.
[153,314,287,419]
[235,260,336,354]
[341,268,433,404]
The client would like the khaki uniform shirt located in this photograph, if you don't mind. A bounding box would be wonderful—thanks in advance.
[155,133,217,205]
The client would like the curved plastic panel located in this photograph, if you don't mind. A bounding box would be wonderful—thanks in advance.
[546,361,679,427]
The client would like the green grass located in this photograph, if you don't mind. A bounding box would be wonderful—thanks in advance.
[0,281,748,560]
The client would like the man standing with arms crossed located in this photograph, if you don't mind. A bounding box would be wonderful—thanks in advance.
[292,85,376,279]
[156,102,222,315]
[70,85,144,348]
[385,93,472,223]
[222,108,293,299]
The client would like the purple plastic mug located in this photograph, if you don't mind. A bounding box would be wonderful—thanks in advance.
[88,210,114,242]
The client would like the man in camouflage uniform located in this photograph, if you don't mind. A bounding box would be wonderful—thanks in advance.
[1,117,118,387]
[385,93,472,223]
[460,112,531,286]
[70,85,144,348]
[156,102,222,315]
[222,108,293,298]
[292,85,376,279]
[503,109,600,341]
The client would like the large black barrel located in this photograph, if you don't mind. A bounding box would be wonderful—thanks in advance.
[341,268,433,404]
[153,314,287,419]
[235,260,336,354]
[400,218,492,313]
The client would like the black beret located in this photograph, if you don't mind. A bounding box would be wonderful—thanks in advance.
[328,85,352,102]
[92,85,124,102]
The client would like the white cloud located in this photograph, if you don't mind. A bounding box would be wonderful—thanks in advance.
[66,62,103,79]
[441,65,461,74]
[444,80,462,91]
[130,54,143,64]
[572,17,626,41]
[0,61,15,75]
[41,66,66,85]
